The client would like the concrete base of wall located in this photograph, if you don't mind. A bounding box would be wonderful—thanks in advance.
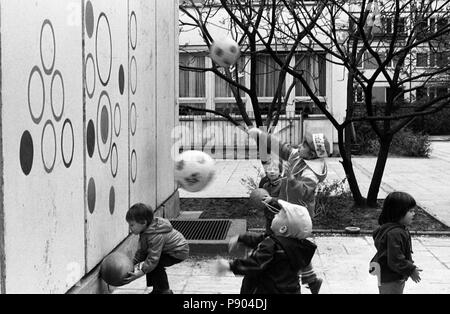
[67,190,181,294]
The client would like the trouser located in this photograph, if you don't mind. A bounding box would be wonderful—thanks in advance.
[378,280,405,294]
[146,254,183,290]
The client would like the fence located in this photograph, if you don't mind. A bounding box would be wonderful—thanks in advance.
[176,112,304,160]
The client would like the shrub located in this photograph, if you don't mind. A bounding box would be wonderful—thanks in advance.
[314,179,352,220]
[366,128,432,157]
[409,107,450,135]
[239,165,265,194]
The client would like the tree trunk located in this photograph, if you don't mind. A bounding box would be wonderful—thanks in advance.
[338,127,366,206]
[367,137,392,207]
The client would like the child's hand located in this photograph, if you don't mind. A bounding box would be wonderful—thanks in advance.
[410,268,422,283]
[122,269,145,285]
[262,195,272,204]
[215,258,230,276]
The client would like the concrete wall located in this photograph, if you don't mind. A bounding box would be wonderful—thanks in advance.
[0,0,178,294]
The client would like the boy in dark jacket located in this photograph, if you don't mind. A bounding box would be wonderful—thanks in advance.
[216,199,316,294]
[123,203,189,294]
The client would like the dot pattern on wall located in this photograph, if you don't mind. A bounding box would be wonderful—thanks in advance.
[21,19,71,176]
[84,2,124,215]
[129,11,138,185]
[87,177,96,214]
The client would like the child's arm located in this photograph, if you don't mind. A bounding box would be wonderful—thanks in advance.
[236,232,266,249]
[229,237,276,276]
[137,234,165,274]
[285,173,319,206]
[386,232,417,277]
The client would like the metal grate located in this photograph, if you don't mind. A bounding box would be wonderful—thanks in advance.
[170,219,232,240]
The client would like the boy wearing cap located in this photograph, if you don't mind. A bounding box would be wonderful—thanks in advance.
[248,128,330,294]
[216,199,317,294]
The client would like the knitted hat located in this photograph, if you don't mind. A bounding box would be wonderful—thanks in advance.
[268,200,312,240]
[304,132,330,158]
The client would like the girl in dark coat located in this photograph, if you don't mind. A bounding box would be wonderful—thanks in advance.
[370,191,422,294]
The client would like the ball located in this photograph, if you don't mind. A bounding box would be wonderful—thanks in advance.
[100,252,134,286]
[175,150,215,192]
[209,38,241,68]
[249,188,270,211]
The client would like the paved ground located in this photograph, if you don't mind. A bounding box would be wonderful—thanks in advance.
[114,140,450,294]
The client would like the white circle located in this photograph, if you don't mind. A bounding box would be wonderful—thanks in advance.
[96,14,112,86]
[51,71,64,121]
[41,21,55,74]
[130,12,137,49]
[85,54,96,98]
[28,67,45,124]
[62,121,74,166]
[42,121,56,172]
[130,103,137,135]
[130,57,137,94]
[114,104,121,137]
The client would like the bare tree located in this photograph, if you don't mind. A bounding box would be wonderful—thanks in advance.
[259,0,450,207]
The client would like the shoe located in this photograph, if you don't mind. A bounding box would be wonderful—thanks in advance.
[149,289,173,294]
[308,278,323,294]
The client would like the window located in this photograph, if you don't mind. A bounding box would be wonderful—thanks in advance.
[178,103,206,116]
[295,53,326,97]
[255,55,286,97]
[416,52,428,67]
[214,59,245,115]
[381,17,406,36]
[364,52,383,70]
[430,52,449,67]
[179,54,206,98]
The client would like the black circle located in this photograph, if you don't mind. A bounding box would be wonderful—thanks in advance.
[85,53,96,99]
[87,120,96,158]
[51,70,65,122]
[87,178,96,214]
[20,131,34,176]
[130,11,137,50]
[119,65,125,95]
[95,12,112,87]
[97,91,112,163]
[41,120,57,174]
[85,1,95,38]
[109,186,115,215]
[100,105,109,144]
[40,19,56,76]
[61,119,74,168]
[111,143,118,178]
[28,66,45,125]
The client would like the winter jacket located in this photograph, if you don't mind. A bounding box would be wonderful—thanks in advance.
[274,142,327,217]
[133,217,189,273]
[371,223,416,283]
[260,177,282,232]
[229,233,317,294]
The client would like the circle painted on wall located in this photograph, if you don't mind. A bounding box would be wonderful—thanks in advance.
[85,53,96,99]
[130,103,137,136]
[114,103,121,137]
[87,177,96,214]
[51,70,65,122]
[20,131,34,176]
[110,143,118,178]
[131,149,137,183]
[41,120,57,173]
[130,56,137,95]
[40,19,56,75]
[85,1,95,38]
[119,65,125,95]
[61,119,74,168]
[28,66,45,125]
[86,119,96,158]
[97,91,112,163]
[109,186,115,215]
[130,11,137,50]
[95,13,112,87]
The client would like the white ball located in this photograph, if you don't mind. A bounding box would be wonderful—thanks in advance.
[209,38,241,68]
[175,150,215,192]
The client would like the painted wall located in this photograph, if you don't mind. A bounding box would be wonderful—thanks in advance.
[0,0,178,294]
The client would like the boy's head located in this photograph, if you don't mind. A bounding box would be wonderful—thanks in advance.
[263,158,283,182]
[298,133,330,160]
[126,203,154,235]
[266,199,312,240]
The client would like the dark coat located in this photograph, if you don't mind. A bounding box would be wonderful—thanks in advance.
[230,233,316,294]
[371,223,416,283]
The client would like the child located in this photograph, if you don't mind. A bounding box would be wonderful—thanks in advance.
[249,128,330,293]
[123,203,189,294]
[258,158,283,233]
[216,199,317,294]
[370,191,422,294]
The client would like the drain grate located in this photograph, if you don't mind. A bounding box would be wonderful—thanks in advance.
[170,219,232,240]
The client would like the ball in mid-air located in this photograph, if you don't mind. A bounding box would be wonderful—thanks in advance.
[175,150,215,192]
[209,38,241,68]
